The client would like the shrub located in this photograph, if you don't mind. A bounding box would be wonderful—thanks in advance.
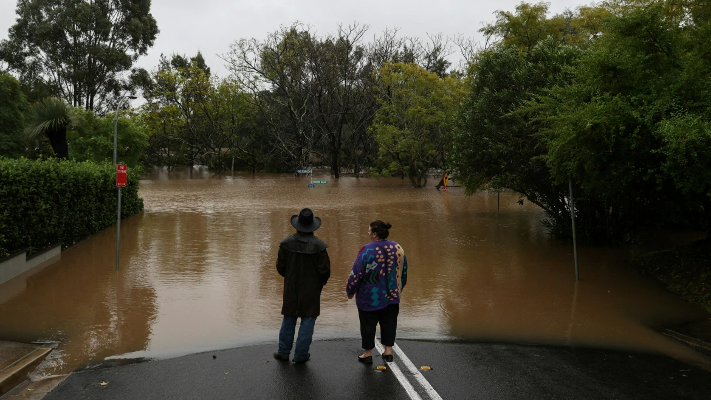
[0,157,143,257]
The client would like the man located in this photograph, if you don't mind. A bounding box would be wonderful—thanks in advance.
[274,208,331,363]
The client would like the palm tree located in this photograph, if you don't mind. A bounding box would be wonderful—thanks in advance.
[25,98,77,159]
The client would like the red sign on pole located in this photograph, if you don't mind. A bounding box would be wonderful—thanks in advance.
[116,164,127,187]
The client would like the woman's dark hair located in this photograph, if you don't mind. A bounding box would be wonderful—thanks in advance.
[370,220,392,239]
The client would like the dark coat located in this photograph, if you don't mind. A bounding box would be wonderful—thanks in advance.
[277,232,331,318]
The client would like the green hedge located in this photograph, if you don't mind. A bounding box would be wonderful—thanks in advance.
[0,157,143,257]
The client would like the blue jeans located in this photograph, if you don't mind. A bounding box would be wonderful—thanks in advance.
[278,315,316,361]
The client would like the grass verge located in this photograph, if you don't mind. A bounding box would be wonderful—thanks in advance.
[630,239,711,314]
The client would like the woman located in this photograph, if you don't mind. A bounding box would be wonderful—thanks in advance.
[346,220,408,363]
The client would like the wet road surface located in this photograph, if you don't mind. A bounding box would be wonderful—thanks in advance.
[42,339,711,400]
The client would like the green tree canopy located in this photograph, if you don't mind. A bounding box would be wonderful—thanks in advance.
[142,55,258,172]
[481,1,609,51]
[530,0,711,238]
[370,62,465,188]
[68,108,148,167]
[450,38,581,237]
[0,0,159,111]
[0,72,29,158]
[224,23,459,175]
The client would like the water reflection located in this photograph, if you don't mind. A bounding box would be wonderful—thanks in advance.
[0,216,155,375]
[0,169,708,377]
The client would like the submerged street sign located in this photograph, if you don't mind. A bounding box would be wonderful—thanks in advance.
[297,169,312,174]
[312,180,328,184]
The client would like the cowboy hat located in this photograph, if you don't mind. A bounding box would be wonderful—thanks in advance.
[290,208,321,232]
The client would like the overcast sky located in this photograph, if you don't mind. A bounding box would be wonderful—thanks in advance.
[1,0,590,79]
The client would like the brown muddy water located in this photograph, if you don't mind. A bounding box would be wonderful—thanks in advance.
[1,168,709,377]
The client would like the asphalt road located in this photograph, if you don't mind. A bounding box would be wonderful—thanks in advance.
[43,339,711,399]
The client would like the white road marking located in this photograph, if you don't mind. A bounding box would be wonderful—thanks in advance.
[393,343,444,400]
[375,340,444,400]
[374,341,423,400]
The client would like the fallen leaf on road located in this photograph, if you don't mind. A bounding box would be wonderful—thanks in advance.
[100,382,109,386]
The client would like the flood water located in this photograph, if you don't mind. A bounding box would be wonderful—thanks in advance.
[1,169,709,377]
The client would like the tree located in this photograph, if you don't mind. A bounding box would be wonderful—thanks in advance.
[481,1,608,51]
[225,24,316,171]
[370,63,465,188]
[68,108,148,167]
[531,0,711,239]
[306,23,377,178]
[0,72,29,158]
[223,23,458,175]
[658,115,711,218]
[481,2,563,51]
[0,0,158,111]
[307,28,455,178]
[451,2,631,243]
[25,97,78,159]
[142,55,258,172]
[451,38,581,237]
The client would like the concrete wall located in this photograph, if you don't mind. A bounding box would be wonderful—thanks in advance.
[0,245,61,286]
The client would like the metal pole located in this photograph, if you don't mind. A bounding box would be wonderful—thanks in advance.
[113,95,136,164]
[114,98,123,270]
[116,186,122,270]
[113,98,123,165]
[565,280,579,345]
[569,179,580,280]
[113,95,133,270]
[497,191,500,212]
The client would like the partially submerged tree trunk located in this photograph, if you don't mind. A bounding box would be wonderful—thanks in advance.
[407,164,428,188]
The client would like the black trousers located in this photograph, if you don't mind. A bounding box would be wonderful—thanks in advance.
[358,303,399,350]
